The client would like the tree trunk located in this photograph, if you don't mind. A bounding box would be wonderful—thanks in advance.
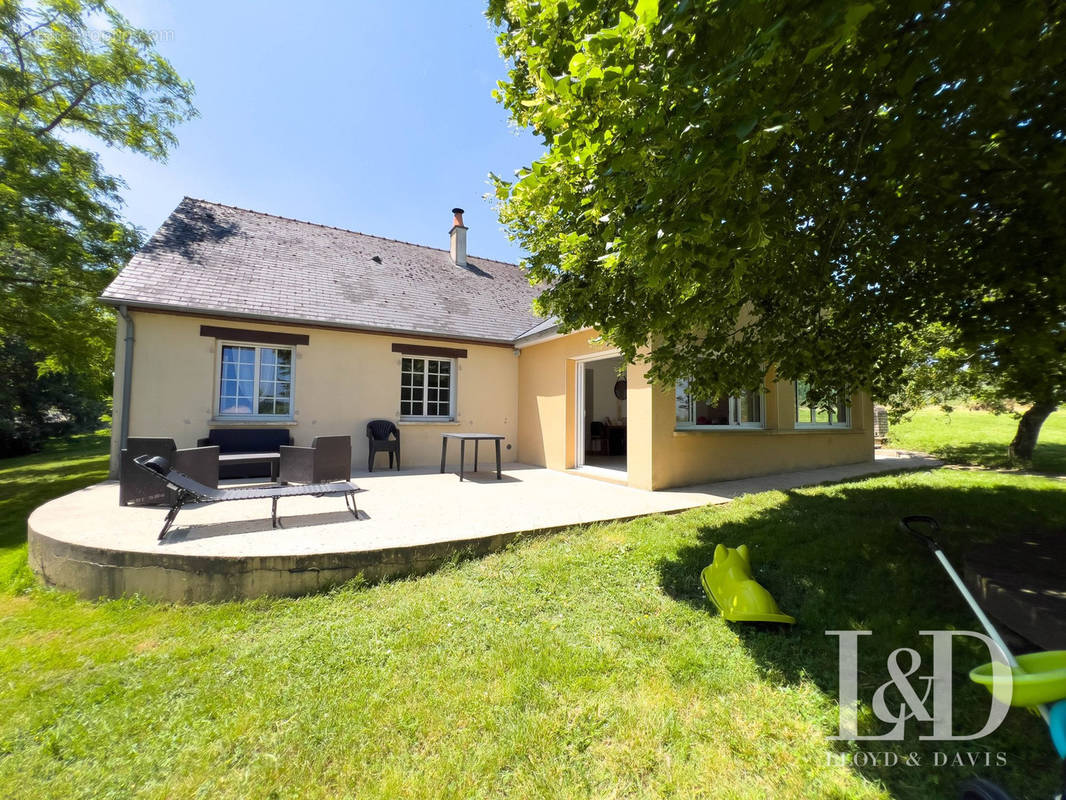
[1008,401,1058,463]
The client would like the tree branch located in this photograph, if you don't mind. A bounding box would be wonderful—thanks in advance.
[34,80,100,137]
[5,36,28,129]
[826,113,873,259]
[22,80,66,101]
[14,13,63,45]
[0,274,98,292]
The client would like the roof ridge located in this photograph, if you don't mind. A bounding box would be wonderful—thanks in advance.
[180,196,521,269]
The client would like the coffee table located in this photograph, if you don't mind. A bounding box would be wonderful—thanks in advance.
[218,451,281,482]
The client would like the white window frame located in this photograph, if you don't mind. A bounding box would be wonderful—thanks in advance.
[399,355,457,421]
[794,381,850,428]
[675,380,765,430]
[214,341,295,420]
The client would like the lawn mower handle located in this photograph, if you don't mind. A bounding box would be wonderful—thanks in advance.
[900,515,1027,677]
[899,515,942,552]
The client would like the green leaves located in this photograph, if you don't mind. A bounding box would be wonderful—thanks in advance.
[634,0,659,27]
[734,117,758,140]
[0,0,196,390]
[490,0,1066,417]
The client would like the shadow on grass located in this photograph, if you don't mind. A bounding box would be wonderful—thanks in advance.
[907,441,1066,475]
[37,431,111,458]
[657,476,1066,799]
[0,432,110,476]
[1023,441,1065,474]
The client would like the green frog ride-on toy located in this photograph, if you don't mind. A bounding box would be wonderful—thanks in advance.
[699,543,795,625]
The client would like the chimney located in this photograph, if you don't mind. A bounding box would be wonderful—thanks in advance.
[449,207,467,267]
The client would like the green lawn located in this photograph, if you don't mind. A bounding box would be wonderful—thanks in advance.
[0,431,111,592]
[1,436,1064,798]
[888,406,1066,473]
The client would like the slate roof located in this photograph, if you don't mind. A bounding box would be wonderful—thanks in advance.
[100,197,544,344]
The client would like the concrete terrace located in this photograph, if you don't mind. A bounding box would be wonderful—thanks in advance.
[28,451,939,603]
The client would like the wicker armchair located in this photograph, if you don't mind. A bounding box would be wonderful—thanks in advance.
[120,437,219,506]
[279,435,352,484]
[366,420,400,472]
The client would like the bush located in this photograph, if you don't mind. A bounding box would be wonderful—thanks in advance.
[0,338,106,457]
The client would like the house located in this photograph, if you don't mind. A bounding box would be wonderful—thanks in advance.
[100,198,873,491]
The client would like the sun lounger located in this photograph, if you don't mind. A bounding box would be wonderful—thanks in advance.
[134,455,361,542]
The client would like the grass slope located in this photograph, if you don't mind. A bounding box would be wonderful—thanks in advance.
[0,432,110,592]
[888,407,1066,473]
[0,435,1063,798]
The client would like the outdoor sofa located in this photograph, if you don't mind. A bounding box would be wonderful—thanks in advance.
[198,428,294,479]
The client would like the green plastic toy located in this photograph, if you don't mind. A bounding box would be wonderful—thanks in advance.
[970,650,1066,708]
[700,544,796,625]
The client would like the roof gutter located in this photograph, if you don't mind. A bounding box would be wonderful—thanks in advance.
[514,325,595,349]
[116,304,134,451]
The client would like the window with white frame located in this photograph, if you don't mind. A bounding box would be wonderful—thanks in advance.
[794,381,850,427]
[675,380,764,428]
[217,344,293,417]
[400,356,454,419]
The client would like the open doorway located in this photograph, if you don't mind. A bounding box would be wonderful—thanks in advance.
[575,355,627,479]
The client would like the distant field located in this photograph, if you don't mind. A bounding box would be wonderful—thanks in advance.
[887,406,1066,473]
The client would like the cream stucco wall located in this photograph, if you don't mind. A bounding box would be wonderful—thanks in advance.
[110,310,519,473]
[517,331,874,491]
[111,311,874,490]
[517,330,608,472]
[647,375,874,490]
[516,330,656,489]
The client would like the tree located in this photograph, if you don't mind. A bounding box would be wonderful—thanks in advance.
[0,0,195,444]
[885,321,1061,461]
[0,336,107,456]
[488,0,1065,461]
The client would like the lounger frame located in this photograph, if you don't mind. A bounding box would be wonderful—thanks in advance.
[134,455,360,542]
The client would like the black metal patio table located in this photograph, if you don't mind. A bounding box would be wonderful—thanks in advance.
[439,434,504,481]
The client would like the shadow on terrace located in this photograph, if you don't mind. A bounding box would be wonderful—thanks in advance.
[656,475,1066,798]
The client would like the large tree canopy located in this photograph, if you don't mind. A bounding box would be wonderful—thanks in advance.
[489,0,1065,457]
[0,0,195,390]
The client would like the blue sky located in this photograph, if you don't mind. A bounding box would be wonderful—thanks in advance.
[94,0,543,264]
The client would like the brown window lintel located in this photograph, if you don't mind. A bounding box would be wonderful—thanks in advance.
[200,325,309,347]
[391,343,467,360]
